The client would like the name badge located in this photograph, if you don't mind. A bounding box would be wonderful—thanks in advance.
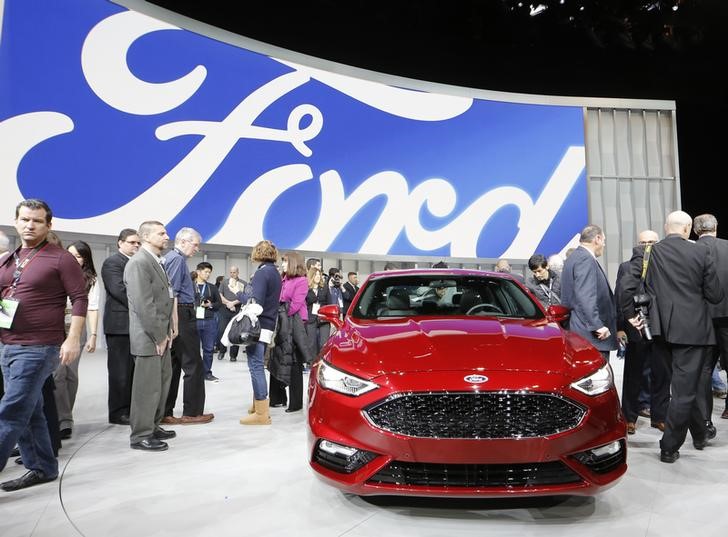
[0,298,20,329]
[168,286,174,299]
[312,302,320,315]
[196,306,206,319]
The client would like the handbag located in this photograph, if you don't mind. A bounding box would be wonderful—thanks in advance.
[227,314,261,346]
[225,299,262,346]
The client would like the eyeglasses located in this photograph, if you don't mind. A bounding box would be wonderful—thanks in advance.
[639,240,657,245]
[125,240,141,245]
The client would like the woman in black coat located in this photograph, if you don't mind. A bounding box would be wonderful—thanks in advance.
[305,267,330,365]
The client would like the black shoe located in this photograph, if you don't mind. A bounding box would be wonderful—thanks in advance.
[217,352,225,360]
[9,447,20,458]
[59,428,72,440]
[110,415,130,426]
[130,438,168,451]
[693,437,710,450]
[230,356,237,362]
[270,402,285,408]
[660,450,680,463]
[1,470,57,491]
[153,427,177,440]
[14,457,22,465]
[285,407,302,413]
[706,422,717,440]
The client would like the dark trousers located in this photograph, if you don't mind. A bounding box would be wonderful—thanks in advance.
[696,322,728,421]
[42,377,61,456]
[655,339,710,452]
[106,334,135,421]
[197,317,217,375]
[622,339,669,422]
[269,375,287,407]
[217,307,240,359]
[165,307,206,417]
[268,352,304,411]
[305,320,330,362]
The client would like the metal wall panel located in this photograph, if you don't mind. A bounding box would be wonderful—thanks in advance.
[585,108,680,283]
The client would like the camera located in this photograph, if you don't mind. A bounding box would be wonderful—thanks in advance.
[633,293,652,341]
[331,273,342,287]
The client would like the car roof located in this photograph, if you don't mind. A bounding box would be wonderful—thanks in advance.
[367,268,513,281]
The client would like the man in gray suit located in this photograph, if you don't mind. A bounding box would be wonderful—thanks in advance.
[561,224,618,361]
[124,221,177,451]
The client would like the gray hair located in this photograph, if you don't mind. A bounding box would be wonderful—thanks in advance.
[175,227,201,246]
[693,213,718,236]
[579,224,603,244]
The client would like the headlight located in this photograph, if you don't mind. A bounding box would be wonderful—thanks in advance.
[570,364,613,396]
[317,361,379,396]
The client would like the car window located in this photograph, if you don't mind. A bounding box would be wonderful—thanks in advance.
[352,275,542,319]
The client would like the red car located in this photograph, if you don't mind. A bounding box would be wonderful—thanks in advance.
[307,269,626,498]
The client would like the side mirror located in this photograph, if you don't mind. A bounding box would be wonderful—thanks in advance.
[318,304,343,329]
[546,304,570,324]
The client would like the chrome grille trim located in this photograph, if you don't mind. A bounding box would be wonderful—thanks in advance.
[363,391,586,439]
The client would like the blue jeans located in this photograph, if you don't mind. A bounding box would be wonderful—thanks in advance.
[712,364,727,392]
[0,344,60,477]
[246,341,268,400]
[196,317,217,375]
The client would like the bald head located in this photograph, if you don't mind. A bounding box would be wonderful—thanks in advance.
[665,211,692,239]
[637,229,659,245]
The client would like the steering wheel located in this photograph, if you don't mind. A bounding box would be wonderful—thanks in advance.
[466,303,503,315]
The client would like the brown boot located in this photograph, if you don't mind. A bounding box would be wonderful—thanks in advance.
[240,399,271,425]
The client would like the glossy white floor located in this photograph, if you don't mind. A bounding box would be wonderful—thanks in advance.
[2,350,728,537]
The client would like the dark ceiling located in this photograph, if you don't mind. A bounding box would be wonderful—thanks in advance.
[147,0,728,232]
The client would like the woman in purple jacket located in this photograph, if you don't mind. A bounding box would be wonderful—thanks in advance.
[270,251,310,412]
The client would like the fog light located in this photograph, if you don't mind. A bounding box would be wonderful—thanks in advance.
[572,440,625,474]
[590,441,621,458]
[319,440,358,457]
[313,440,378,474]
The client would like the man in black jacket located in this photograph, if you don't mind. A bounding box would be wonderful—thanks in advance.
[341,272,359,317]
[101,228,140,425]
[620,211,724,463]
[692,214,728,426]
[615,229,664,435]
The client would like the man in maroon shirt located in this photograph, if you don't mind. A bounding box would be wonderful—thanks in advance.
[0,199,87,491]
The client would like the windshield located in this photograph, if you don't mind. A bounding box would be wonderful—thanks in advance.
[352,274,543,320]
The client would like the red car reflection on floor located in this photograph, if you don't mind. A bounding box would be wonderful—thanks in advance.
[307,269,627,498]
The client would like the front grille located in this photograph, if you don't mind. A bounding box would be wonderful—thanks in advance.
[364,392,586,438]
[368,461,583,488]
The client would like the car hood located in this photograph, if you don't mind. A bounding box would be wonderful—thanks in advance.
[327,317,601,380]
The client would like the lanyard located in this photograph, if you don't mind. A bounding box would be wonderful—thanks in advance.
[539,278,554,306]
[6,240,49,297]
[197,283,208,300]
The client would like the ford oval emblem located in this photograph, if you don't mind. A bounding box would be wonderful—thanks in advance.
[464,374,489,384]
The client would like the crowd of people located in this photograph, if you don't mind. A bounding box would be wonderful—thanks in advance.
[1,198,726,493]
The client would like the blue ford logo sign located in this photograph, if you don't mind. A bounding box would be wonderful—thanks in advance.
[0,1,586,258]
[464,374,489,384]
